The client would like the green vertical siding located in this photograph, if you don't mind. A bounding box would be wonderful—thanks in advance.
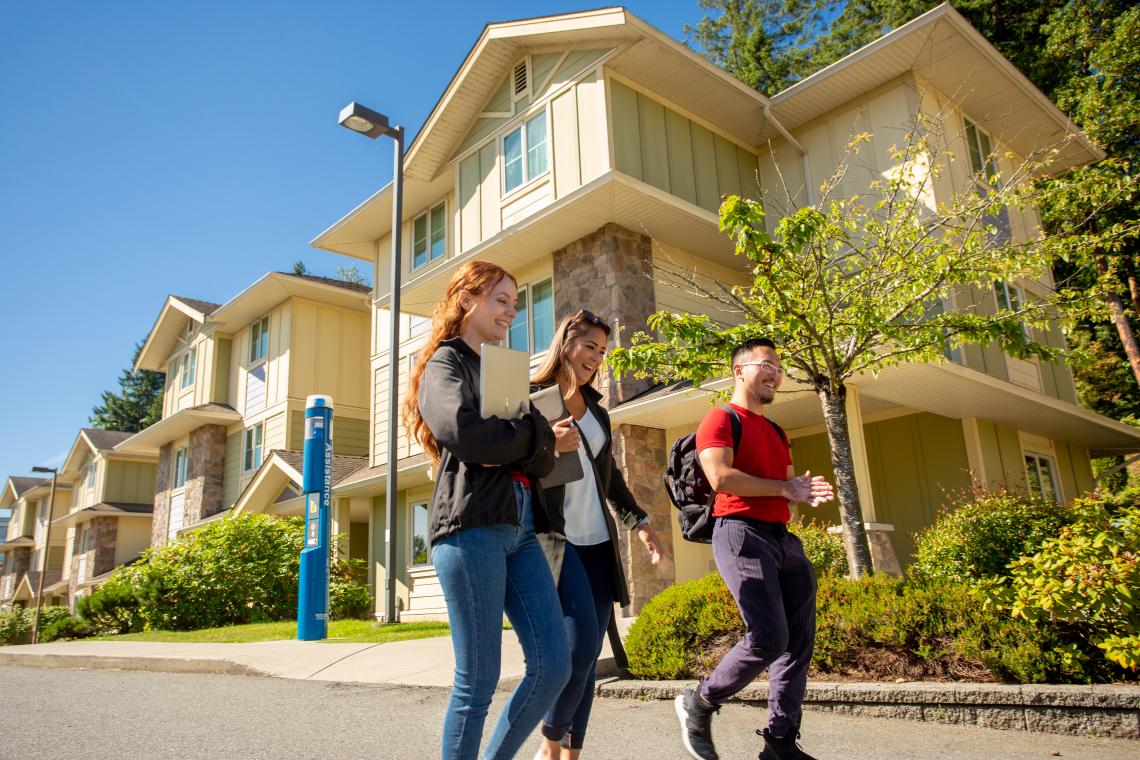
[976,419,1026,491]
[104,460,157,505]
[287,411,368,457]
[786,432,840,526]
[222,432,241,507]
[609,79,761,211]
[212,339,232,405]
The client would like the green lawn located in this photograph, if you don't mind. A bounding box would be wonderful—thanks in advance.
[94,619,450,644]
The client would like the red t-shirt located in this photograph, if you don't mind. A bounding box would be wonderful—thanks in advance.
[695,403,792,523]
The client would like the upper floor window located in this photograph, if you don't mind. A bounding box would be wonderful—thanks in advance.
[508,278,554,354]
[503,111,549,195]
[413,203,447,270]
[243,422,264,473]
[964,118,999,186]
[1025,453,1060,503]
[249,316,270,365]
[994,281,1031,341]
[172,446,189,489]
[175,346,197,390]
[85,460,96,489]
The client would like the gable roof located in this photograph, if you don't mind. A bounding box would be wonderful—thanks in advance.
[60,428,143,478]
[768,3,1101,174]
[8,476,47,498]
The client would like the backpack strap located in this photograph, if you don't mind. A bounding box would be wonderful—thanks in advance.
[765,416,789,447]
[718,404,743,454]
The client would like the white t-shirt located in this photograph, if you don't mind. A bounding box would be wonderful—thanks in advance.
[561,407,610,546]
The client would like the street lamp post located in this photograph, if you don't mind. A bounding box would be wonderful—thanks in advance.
[339,102,404,624]
[29,465,57,644]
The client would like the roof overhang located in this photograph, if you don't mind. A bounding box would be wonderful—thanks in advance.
[312,7,776,260]
[230,452,303,518]
[332,454,432,497]
[376,171,741,315]
[176,508,231,537]
[115,405,242,456]
[0,536,34,550]
[52,503,154,529]
[612,360,1140,457]
[42,578,69,595]
[207,272,371,334]
[12,574,34,601]
[60,430,100,479]
[768,3,1103,174]
[135,296,215,372]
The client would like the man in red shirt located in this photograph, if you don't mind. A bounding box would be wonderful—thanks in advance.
[675,338,834,760]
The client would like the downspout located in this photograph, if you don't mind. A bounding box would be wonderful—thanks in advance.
[764,103,815,206]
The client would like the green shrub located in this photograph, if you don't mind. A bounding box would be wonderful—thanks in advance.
[0,607,31,645]
[790,519,848,577]
[41,615,93,642]
[36,605,72,633]
[987,501,1140,675]
[625,573,742,679]
[129,514,305,630]
[911,489,1074,584]
[77,573,144,635]
[330,581,373,620]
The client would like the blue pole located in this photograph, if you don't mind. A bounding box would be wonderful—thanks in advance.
[298,394,333,641]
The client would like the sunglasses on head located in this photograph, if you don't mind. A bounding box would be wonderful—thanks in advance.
[570,309,612,335]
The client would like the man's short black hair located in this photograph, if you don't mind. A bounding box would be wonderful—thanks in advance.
[731,338,777,366]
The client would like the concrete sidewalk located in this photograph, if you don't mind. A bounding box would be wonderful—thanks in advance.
[2,636,1137,740]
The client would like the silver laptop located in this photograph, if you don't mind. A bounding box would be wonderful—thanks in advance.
[479,343,532,419]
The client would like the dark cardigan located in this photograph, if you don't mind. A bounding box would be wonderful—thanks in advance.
[532,383,648,607]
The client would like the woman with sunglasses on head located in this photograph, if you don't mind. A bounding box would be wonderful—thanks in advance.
[405,260,575,760]
[529,309,668,760]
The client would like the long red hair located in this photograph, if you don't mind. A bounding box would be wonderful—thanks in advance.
[403,260,517,462]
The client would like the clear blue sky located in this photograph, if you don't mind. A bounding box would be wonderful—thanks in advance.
[0,1,705,480]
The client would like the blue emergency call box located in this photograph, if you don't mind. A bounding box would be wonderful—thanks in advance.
[298,394,333,640]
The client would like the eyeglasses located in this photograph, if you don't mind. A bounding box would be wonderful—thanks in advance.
[737,361,785,378]
[570,309,611,336]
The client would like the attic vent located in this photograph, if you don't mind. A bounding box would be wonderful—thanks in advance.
[513,61,528,96]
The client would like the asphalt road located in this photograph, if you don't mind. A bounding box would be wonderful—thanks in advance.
[0,666,1133,760]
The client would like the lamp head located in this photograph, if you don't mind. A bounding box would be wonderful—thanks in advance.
[339,102,392,139]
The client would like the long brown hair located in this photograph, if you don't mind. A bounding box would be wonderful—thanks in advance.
[531,310,612,400]
[403,260,517,462]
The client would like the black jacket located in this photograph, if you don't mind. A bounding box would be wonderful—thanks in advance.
[420,337,557,543]
[532,382,648,606]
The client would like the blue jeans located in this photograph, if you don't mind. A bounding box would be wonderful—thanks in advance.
[541,541,614,749]
[432,482,571,760]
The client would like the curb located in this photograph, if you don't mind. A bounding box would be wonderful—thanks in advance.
[595,679,1140,740]
[0,652,264,678]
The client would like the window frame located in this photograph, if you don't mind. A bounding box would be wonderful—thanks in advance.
[248,315,270,366]
[175,345,197,391]
[242,423,265,473]
[500,108,551,197]
[172,446,189,490]
[409,502,431,567]
[964,117,1000,187]
[506,277,554,355]
[1024,452,1062,503]
[994,280,1032,342]
[85,459,97,489]
[411,201,447,271]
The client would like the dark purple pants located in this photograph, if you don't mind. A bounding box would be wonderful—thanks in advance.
[698,516,817,736]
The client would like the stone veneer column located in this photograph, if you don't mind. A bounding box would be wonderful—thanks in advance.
[186,424,227,524]
[91,516,119,577]
[552,223,656,407]
[151,443,173,548]
[610,423,675,615]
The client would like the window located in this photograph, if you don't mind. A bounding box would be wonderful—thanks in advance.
[508,278,554,354]
[1025,453,1060,503]
[503,111,549,195]
[994,281,1031,341]
[248,316,270,365]
[243,423,264,472]
[85,460,96,489]
[172,447,188,489]
[176,346,197,390]
[412,203,447,270]
[411,503,430,566]
[964,118,999,185]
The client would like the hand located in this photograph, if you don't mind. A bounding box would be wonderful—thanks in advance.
[637,523,669,565]
[785,470,835,507]
[552,417,581,453]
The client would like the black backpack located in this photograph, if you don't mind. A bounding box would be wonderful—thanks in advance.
[663,406,787,543]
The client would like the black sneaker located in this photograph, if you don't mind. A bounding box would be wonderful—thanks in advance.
[757,727,818,760]
[674,687,720,760]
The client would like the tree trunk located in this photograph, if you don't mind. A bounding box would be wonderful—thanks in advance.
[1095,257,1140,388]
[817,384,874,578]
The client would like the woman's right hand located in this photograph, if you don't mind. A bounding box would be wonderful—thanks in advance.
[552,417,581,453]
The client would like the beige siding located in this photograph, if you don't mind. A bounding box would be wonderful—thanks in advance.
[113,519,152,566]
[103,460,157,505]
[287,410,369,458]
[501,178,553,228]
[232,302,291,415]
[610,78,760,213]
[373,352,424,465]
[652,243,753,327]
[222,431,242,507]
[287,297,370,413]
[212,338,232,405]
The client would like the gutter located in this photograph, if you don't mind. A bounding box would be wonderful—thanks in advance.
[764,103,815,205]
